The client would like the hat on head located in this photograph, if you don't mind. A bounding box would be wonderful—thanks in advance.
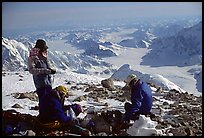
[126,74,137,85]
[55,85,68,97]
[35,39,48,50]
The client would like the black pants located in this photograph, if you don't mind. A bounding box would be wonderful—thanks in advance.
[36,85,52,116]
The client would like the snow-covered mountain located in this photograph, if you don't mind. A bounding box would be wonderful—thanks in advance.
[150,23,184,38]
[74,38,117,58]
[2,37,115,75]
[141,21,202,67]
[116,17,201,48]
[2,37,30,71]
[118,29,154,48]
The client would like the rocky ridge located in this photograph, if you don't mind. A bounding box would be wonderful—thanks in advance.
[2,78,202,136]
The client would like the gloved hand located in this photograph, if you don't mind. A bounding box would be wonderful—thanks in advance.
[50,69,56,74]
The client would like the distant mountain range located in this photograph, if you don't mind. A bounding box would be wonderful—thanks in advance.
[141,21,202,67]
[2,21,202,74]
[2,37,115,74]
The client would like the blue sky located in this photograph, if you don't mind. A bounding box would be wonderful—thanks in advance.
[2,2,202,37]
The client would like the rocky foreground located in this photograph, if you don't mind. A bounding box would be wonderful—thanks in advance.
[2,78,202,136]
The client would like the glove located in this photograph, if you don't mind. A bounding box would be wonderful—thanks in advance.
[50,69,56,74]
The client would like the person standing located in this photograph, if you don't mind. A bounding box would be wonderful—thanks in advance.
[28,39,56,115]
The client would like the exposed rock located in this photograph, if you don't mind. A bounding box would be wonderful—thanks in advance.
[156,87,163,93]
[73,95,87,102]
[30,106,39,110]
[11,103,24,109]
[25,130,36,136]
[101,78,115,91]
[92,116,111,134]
[169,127,187,136]
[122,85,130,91]
[3,78,202,136]
[13,91,38,101]
[147,82,158,89]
